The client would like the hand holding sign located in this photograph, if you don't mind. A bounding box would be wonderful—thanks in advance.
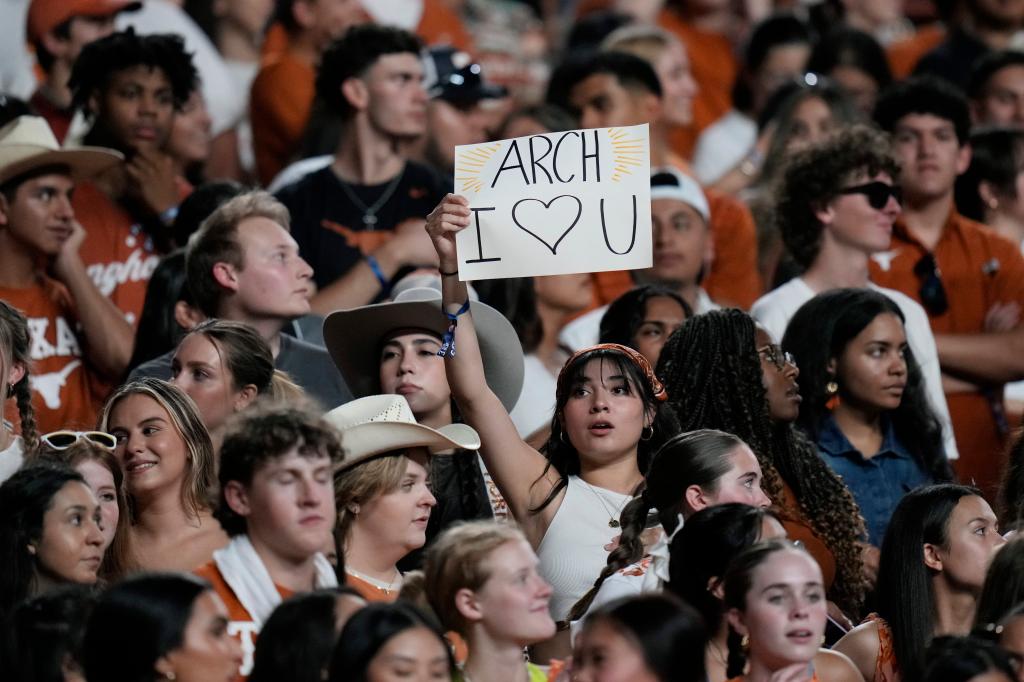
[426,194,472,272]
[451,124,652,280]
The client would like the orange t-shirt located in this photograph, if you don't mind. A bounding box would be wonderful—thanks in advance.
[887,24,946,79]
[346,573,400,603]
[417,0,475,51]
[869,211,1024,495]
[777,481,836,591]
[194,560,294,680]
[250,51,316,186]
[658,9,738,160]
[1,275,107,433]
[72,181,169,325]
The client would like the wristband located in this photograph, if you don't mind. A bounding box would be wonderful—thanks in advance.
[440,268,459,277]
[437,299,471,358]
[159,205,179,226]
[366,254,390,292]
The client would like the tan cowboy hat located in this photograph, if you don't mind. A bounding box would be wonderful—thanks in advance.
[323,287,525,412]
[0,116,122,187]
[325,394,481,471]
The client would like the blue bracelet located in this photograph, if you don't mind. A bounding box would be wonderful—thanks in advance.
[366,254,389,292]
[438,299,471,358]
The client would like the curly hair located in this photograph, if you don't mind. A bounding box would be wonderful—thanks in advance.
[781,288,951,481]
[0,301,38,452]
[534,347,680,513]
[68,29,198,118]
[776,124,899,269]
[657,308,868,615]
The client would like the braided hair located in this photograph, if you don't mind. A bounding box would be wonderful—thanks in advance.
[0,301,37,453]
[566,429,747,622]
[657,309,867,615]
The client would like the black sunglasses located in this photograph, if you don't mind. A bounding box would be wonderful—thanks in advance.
[838,181,902,210]
[913,253,949,316]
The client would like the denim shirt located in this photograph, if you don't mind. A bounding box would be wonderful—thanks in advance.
[816,416,931,546]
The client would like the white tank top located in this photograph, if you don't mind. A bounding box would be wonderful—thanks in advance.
[537,475,633,620]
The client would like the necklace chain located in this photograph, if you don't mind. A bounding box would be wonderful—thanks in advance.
[580,478,632,528]
[335,166,406,229]
[345,566,402,594]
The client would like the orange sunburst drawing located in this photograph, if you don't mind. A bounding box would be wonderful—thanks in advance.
[607,127,647,183]
[456,142,503,194]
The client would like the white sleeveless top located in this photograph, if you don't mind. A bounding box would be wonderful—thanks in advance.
[536,475,633,620]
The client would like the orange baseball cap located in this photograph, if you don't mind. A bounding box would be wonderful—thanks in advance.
[27,0,140,43]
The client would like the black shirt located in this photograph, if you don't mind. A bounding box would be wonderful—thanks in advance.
[276,161,448,290]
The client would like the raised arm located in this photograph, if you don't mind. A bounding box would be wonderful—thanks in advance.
[425,194,562,539]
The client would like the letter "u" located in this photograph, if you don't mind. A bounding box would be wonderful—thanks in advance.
[599,195,637,255]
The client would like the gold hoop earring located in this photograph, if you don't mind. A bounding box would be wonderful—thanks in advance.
[640,425,654,441]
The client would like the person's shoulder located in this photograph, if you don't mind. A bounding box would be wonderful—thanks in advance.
[833,618,881,680]
[751,279,807,326]
[814,647,862,681]
[402,160,449,195]
[869,284,930,322]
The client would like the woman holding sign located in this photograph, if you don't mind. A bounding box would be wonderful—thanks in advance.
[425,194,678,661]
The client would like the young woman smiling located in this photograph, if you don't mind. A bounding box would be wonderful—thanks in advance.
[100,378,228,572]
[426,195,677,659]
[783,289,952,547]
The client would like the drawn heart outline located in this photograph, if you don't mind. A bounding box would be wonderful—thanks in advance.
[511,195,583,255]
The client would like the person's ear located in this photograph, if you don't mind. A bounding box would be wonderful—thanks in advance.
[173,301,205,331]
[814,201,836,227]
[40,29,71,61]
[643,92,663,122]
[0,191,11,227]
[707,576,725,600]
[223,480,252,518]
[923,542,944,572]
[154,654,176,680]
[233,385,258,412]
[956,143,972,176]
[684,484,708,513]
[826,357,837,376]
[6,361,25,389]
[341,77,370,114]
[454,587,484,623]
[978,180,1001,213]
[725,607,748,638]
[211,261,240,293]
[291,0,317,29]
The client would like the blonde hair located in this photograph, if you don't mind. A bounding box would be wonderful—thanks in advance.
[99,378,216,520]
[335,453,411,542]
[602,24,679,65]
[270,369,306,403]
[423,520,528,633]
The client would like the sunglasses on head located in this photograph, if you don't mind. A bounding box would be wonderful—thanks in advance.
[41,430,117,451]
[913,253,949,316]
[838,181,902,210]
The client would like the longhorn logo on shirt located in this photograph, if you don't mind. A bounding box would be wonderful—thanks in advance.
[86,248,160,296]
[30,360,81,409]
[321,219,393,255]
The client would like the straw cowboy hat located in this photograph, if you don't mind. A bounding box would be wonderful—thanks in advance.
[325,394,481,471]
[0,116,121,187]
[324,287,525,412]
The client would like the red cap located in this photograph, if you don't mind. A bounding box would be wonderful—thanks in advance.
[27,0,140,43]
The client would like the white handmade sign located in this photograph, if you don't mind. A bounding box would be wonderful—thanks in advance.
[454,124,652,280]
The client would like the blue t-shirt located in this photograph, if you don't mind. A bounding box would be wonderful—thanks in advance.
[816,415,931,546]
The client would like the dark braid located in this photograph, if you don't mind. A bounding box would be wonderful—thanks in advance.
[658,309,868,615]
[0,302,37,452]
[725,628,746,678]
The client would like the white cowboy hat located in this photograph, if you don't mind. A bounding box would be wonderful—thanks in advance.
[323,287,525,412]
[325,394,480,471]
[0,116,122,187]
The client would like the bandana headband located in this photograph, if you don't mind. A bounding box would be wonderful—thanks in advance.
[556,343,668,402]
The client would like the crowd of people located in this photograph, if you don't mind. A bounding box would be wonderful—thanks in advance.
[4,0,1024,680]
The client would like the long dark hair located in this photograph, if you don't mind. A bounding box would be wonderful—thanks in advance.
[0,464,86,623]
[328,602,453,682]
[922,635,1018,682]
[876,484,982,682]
[580,594,707,682]
[82,573,210,682]
[567,430,748,621]
[127,250,194,373]
[974,536,1024,627]
[598,285,694,348]
[666,503,782,635]
[782,288,951,480]
[998,429,1024,531]
[535,346,679,513]
[6,585,96,682]
[658,308,867,615]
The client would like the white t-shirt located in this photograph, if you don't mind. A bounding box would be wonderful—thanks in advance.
[509,353,557,438]
[692,110,757,185]
[0,434,25,484]
[751,277,959,460]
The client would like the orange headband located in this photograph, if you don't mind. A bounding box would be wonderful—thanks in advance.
[556,343,668,402]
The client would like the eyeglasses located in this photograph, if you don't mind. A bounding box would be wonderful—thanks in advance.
[41,430,117,451]
[757,344,796,371]
[913,253,949,316]
[838,181,902,210]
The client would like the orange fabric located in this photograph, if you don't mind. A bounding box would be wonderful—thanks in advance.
[72,180,179,325]
[887,24,946,79]
[346,573,400,603]
[869,211,1024,495]
[658,9,737,159]
[260,22,289,60]
[194,560,294,681]
[0,275,106,433]
[250,51,316,186]
[417,0,475,52]
[778,481,836,591]
[865,613,900,682]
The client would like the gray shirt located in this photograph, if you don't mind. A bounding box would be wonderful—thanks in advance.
[130,333,352,411]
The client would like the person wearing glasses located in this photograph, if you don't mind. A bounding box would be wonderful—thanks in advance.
[871,75,1024,498]
[751,124,958,464]
[659,309,869,630]
[782,289,954,549]
[38,430,134,581]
